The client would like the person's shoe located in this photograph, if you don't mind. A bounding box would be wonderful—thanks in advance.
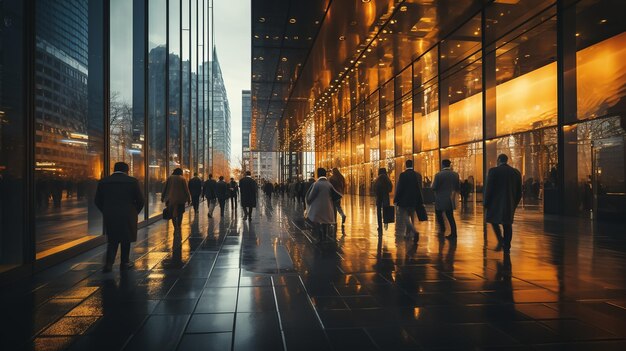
[120,262,135,270]
[342,214,346,224]
[102,265,113,273]
[445,234,457,240]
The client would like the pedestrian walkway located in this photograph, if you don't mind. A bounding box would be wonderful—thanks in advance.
[2,195,626,350]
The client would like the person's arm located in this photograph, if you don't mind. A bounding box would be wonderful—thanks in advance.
[135,180,145,213]
[185,180,191,203]
[393,174,403,204]
[484,169,495,208]
[161,178,169,202]
[94,182,103,212]
[514,171,523,205]
[305,182,318,204]
[431,173,439,192]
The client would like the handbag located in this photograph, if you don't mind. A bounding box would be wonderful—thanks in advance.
[383,205,395,223]
[416,204,428,221]
[163,207,171,220]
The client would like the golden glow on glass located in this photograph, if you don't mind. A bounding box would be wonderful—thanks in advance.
[449,92,483,145]
[577,31,626,120]
[496,62,557,135]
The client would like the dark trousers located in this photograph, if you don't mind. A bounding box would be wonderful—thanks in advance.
[106,240,130,266]
[218,198,226,217]
[435,209,457,235]
[243,206,253,219]
[492,223,513,251]
[375,202,384,231]
[230,195,237,208]
[191,195,200,212]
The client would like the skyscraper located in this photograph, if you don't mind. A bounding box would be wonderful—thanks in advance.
[209,49,231,175]
[242,90,251,172]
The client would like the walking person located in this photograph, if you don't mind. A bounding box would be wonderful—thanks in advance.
[215,176,229,218]
[162,168,191,229]
[305,168,338,242]
[203,174,217,218]
[432,159,460,240]
[95,162,144,273]
[229,177,239,210]
[188,172,203,214]
[373,168,393,234]
[329,167,347,224]
[239,171,257,220]
[484,154,522,254]
[394,159,424,243]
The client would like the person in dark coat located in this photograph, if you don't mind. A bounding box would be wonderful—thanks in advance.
[162,168,191,229]
[263,181,274,199]
[95,162,144,272]
[215,176,229,218]
[394,159,424,242]
[188,172,203,214]
[432,159,460,239]
[329,167,347,224]
[229,178,239,210]
[203,174,217,218]
[484,154,522,254]
[239,171,257,220]
[373,168,393,234]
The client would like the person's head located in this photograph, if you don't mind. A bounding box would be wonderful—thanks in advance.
[219,176,224,181]
[378,168,387,176]
[208,173,213,179]
[172,168,183,176]
[230,177,234,181]
[317,168,327,178]
[442,159,451,168]
[332,167,340,175]
[497,154,509,165]
[113,162,129,174]
[405,159,413,169]
[245,171,251,176]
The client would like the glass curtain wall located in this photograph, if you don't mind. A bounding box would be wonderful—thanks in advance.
[299,0,625,221]
[35,0,104,256]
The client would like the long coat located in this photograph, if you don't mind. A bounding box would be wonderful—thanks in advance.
[394,169,424,208]
[188,176,203,198]
[162,175,191,217]
[215,180,229,201]
[328,173,345,194]
[239,176,257,208]
[484,164,522,224]
[305,178,336,224]
[432,168,460,211]
[203,179,217,200]
[374,174,393,206]
[95,173,144,242]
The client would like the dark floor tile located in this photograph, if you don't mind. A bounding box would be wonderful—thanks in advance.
[31,336,75,351]
[233,312,283,351]
[177,332,232,351]
[153,299,199,314]
[366,326,420,350]
[236,287,276,312]
[540,319,617,341]
[186,313,234,333]
[195,288,238,313]
[40,316,100,336]
[344,296,380,309]
[326,328,377,351]
[283,328,331,351]
[532,340,626,351]
[124,314,190,351]
[165,279,207,299]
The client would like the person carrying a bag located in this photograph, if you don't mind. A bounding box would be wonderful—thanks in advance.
[394,159,425,243]
[374,167,393,235]
[162,168,191,230]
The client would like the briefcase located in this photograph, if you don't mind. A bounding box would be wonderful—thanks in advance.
[383,205,395,224]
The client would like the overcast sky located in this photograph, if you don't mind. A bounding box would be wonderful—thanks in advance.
[213,0,250,167]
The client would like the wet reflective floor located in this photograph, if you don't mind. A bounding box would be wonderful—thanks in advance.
[2,194,626,350]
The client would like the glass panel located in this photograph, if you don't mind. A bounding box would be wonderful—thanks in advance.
[495,15,557,136]
[190,0,197,176]
[0,0,25,269]
[445,57,483,146]
[169,0,181,172]
[35,0,104,255]
[414,81,439,152]
[148,0,167,217]
[485,0,555,44]
[182,0,190,175]
[440,14,481,72]
[575,0,626,121]
[487,128,558,211]
[440,142,483,204]
[414,151,440,205]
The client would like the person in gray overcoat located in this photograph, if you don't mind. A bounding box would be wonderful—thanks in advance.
[484,154,522,254]
[432,159,460,239]
[306,168,337,240]
[95,162,144,272]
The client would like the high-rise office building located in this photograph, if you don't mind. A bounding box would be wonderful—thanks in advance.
[242,90,252,172]
[209,49,231,176]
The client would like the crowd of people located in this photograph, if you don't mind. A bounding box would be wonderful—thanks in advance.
[94,153,522,272]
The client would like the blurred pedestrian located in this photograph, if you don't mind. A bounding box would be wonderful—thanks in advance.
[203,174,217,218]
[162,168,191,229]
[394,159,424,242]
[239,171,257,220]
[484,154,522,254]
[432,159,460,239]
[373,167,393,234]
[188,172,203,214]
[305,168,338,242]
[229,177,239,210]
[329,167,347,224]
[95,162,144,272]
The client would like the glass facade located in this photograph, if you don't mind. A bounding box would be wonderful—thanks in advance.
[0,0,214,273]
[294,1,625,220]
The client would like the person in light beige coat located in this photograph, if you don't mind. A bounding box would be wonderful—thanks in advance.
[162,168,191,229]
